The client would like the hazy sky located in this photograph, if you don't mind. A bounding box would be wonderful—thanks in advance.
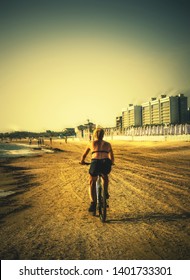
[1,0,190,132]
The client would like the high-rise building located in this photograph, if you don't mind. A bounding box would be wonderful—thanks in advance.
[160,95,179,124]
[122,110,128,130]
[142,95,179,125]
[122,105,142,128]
[178,94,188,123]
[120,93,189,129]
[142,101,151,125]
[150,98,160,124]
[187,108,190,123]
[116,116,122,130]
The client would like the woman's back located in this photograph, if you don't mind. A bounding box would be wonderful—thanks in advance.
[91,140,111,159]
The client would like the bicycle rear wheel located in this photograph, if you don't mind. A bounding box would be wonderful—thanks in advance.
[99,187,107,223]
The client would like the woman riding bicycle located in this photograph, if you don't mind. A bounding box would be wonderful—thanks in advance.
[80,128,114,212]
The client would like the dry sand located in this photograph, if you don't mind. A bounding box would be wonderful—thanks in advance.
[0,139,190,260]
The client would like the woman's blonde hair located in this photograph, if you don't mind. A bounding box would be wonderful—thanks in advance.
[93,128,104,140]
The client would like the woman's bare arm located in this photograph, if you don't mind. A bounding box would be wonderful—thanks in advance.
[109,144,114,164]
[80,146,90,163]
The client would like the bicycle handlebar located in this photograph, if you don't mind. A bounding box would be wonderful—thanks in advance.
[79,161,115,166]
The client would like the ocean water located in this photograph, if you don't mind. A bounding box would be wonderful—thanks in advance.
[0,142,50,158]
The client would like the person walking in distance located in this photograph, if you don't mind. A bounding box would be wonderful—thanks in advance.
[80,128,114,212]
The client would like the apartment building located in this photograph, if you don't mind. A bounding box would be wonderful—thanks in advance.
[122,110,127,129]
[178,94,188,123]
[122,105,142,129]
[116,116,122,130]
[120,93,189,129]
[160,95,179,124]
[150,97,160,124]
[142,95,180,125]
[188,108,190,123]
[142,101,151,125]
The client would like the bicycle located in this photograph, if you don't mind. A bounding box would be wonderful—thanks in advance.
[80,162,109,223]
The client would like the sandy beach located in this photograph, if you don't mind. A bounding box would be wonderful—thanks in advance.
[0,139,190,260]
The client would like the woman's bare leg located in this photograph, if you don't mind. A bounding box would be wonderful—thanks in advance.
[102,174,109,198]
[89,175,97,203]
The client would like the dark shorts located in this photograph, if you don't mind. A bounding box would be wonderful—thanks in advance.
[89,158,112,177]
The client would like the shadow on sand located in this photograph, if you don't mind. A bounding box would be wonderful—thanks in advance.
[107,211,190,224]
[0,159,39,222]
